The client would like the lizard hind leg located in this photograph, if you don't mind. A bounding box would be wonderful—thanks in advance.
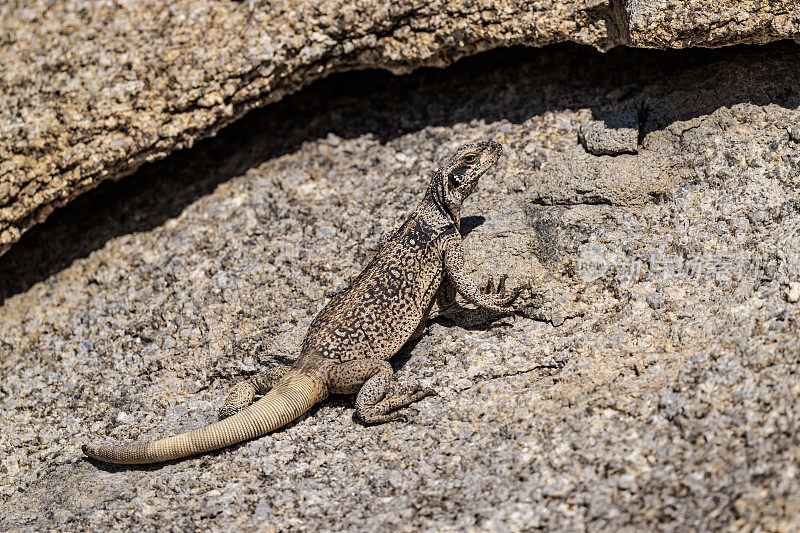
[218,365,291,420]
[329,359,435,424]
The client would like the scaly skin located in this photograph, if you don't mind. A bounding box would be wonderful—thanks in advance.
[82,140,523,464]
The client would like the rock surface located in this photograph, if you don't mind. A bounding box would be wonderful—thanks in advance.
[1,0,799,255]
[1,43,799,530]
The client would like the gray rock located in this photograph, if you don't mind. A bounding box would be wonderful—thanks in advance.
[787,282,800,303]
[1,43,800,531]
[1,0,799,256]
[646,292,664,309]
[578,109,640,155]
[790,123,800,143]
[627,0,800,48]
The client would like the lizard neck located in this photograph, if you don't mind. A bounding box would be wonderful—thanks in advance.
[421,180,461,233]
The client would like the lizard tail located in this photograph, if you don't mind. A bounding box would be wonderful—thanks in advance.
[82,371,327,464]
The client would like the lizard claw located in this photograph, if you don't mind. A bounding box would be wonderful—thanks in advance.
[496,274,507,294]
[482,273,523,307]
[482,276,495,295]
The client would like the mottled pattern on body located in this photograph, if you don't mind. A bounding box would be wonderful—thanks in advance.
[301,218,450,364]
[82,140,524,464]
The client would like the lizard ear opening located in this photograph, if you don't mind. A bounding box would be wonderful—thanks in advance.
[448,172,461,189]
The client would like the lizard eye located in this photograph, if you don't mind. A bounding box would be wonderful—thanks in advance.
[462,153,479,165]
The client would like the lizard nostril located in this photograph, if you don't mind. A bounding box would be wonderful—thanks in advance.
[485,140,502,155]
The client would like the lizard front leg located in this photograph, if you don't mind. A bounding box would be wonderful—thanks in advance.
[219,364,291,420]
[328,359,435,424]
[442,236,524,314]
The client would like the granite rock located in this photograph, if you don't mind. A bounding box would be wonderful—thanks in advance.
[578,107,640,155]
[1,0,799,255]
[1,42,799,530]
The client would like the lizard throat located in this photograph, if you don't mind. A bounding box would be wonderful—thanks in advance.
[432,176,461,230]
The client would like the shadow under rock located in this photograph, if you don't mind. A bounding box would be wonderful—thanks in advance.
[1,41,799,302]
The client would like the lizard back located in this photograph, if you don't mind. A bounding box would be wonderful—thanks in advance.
[299,214,450,364]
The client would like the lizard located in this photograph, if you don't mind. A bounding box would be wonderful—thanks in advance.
[82,139,524,464]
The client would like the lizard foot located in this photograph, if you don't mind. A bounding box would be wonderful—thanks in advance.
[218,365,292,420]
[482,274,528,307]
[360,385,436,424]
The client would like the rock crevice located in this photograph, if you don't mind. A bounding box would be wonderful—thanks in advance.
[1,0,798,255]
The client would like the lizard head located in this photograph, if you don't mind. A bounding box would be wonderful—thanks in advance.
[430,140,503,222]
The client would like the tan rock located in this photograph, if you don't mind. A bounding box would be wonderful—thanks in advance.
[1,0,798,255]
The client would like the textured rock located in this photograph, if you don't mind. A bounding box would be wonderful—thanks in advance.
[627,0,800,48]
[578,109,639,155]
[1,0,799,256]
[1,43,799,530]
